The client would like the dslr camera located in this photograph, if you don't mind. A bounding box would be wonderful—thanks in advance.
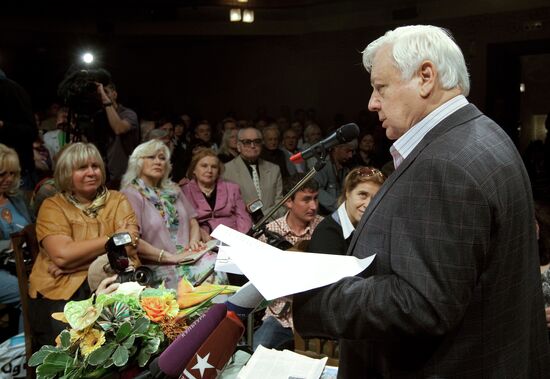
[105,232,155,286]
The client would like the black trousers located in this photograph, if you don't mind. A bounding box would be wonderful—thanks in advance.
[28,282,91,352]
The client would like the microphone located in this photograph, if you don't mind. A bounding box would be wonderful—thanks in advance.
[181,311,244,379]
[290,122,360,163]
[153,303,228,378]
[225,282,265,319]
[246,199,264,224]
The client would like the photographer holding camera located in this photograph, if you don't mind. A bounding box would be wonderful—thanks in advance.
[96,81,139,188]
[28,142,140,349]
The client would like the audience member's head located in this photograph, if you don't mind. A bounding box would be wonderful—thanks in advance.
[331,140,357,165]
[359,132,375,154]
[186,148,223,184]
[121,139,172,189]
[283,173,320,224]
[282,128,299,152]
[237,127,263,162]
[194,120,212,143]
[219,128,238,156]
[55,142,106,194]
[303,123,323,145]
[262,126,280,151]
[340,166,385,225]
[0,143,21,196]
[222,118,238,133]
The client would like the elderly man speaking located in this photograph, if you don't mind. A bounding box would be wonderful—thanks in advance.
[293,25,550,378]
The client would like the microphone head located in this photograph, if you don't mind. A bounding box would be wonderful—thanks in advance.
[338,123,360,142]
[289,152,304,163]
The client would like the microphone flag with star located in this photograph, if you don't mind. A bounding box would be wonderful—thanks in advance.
[179,311,245,379]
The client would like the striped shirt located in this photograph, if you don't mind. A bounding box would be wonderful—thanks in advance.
[390,95,469,169]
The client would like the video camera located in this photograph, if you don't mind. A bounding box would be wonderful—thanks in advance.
[105,232,155,286]
[58,67,111,116]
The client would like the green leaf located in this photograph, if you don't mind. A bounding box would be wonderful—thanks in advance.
[136,347,152,367]
[29,345,58,367]
[36,351,73,377]
[112,345,129,367]
[87,343,116,366]
[103,358,114,369]
[132,316,150,335]
[60,330,71,349]
[116,321,132,342]
[122,334,135,349]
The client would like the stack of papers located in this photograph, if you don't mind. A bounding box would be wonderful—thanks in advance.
[211,225,375,300]
[237,345,327,379]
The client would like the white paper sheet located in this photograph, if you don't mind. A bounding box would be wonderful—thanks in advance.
[211,224,375,300]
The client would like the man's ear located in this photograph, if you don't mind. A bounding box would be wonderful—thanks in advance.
[284,198,294,210]
[418,60,436,98]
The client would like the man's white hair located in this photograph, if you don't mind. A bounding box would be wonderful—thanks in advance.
[362,25,470,96]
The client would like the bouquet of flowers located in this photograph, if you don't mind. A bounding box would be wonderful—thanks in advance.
[29,282,187,379]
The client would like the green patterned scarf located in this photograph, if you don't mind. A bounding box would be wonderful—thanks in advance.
[131,178,180,230]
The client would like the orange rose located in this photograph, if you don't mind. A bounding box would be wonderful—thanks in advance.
[141,297,170,323]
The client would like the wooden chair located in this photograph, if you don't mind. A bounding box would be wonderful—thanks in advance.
[294,332,339,367]
[10,224,39,378]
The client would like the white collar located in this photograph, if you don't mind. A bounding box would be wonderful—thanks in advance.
[337,203,355,239]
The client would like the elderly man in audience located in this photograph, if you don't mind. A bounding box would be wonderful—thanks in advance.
[224,127,283,218]
[314,139,356,215]
[281,128,306,176]
[253,173,322,351]
[260,125,289,178]
[28,142,139,348]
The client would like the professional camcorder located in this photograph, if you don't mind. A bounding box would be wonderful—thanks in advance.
[105,232,155,286]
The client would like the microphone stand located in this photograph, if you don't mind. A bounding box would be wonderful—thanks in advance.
[248,151,329,239]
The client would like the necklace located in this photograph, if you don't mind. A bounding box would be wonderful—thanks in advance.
[199,184,215,197]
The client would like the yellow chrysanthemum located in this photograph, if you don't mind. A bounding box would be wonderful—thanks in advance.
[80,328,106,357]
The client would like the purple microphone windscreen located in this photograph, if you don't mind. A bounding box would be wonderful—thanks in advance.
[158,303,227,377]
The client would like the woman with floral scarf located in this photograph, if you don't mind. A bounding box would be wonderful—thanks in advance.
[121,140,224,291]
[28,142,139,349]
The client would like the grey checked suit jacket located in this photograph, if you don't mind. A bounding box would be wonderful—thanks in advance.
[223,155,284,217]
[293,104,550,378]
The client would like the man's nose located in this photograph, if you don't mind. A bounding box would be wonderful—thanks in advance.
[368,93,380,111]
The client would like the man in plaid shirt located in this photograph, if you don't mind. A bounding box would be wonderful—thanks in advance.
[253,173,323,351]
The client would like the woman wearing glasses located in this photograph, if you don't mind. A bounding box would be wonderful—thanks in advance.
[120,139,205,289]
[309,166,386,255]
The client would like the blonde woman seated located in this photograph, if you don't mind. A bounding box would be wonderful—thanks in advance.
[121,140,222,289]
[28,143,139,348]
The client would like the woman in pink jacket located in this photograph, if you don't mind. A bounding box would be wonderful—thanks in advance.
[181,148,252,241]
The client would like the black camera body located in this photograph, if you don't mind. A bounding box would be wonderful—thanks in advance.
[105,232,155,286]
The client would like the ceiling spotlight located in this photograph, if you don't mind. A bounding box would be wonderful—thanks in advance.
[230,8,242,22]
[243,9,254,23]
[238,0,248,3]
[81,52,94,64]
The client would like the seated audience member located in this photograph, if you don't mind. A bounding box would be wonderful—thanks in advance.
[181,148,251,240]
[28,142,139,348]
[537,200,550,332]
[302,123,323,149]
[192,120,218,152]
[217,128,239,163]
[261,126,289,178]
[354,132,383,169]
[154,117,175,152]
[281,128,305,176]
[0,144,33,335]
[310,166,385,255]
[121,140,224,287]
[253,174,322,351]
[224,127,283,218]
[314,139,356,214]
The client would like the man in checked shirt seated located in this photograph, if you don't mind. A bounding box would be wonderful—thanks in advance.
[254,173,323,351]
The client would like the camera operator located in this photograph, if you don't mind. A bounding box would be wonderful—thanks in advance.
[96,81,139,188]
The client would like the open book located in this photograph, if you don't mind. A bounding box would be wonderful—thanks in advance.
[237,345,328,379]
[178,239,218,265]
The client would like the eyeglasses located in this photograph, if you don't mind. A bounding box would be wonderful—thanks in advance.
[239,139,263,147]
[353,167,384,179]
